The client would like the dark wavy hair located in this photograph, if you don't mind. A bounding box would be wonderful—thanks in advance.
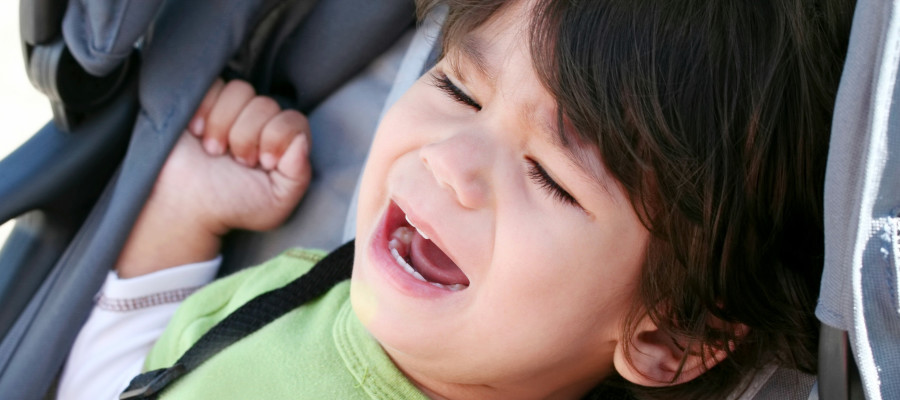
[416,0,855,399]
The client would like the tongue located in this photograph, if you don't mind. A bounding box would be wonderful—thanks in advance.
[410,234,470,286]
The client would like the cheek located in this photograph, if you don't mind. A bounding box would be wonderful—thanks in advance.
[485,209,647,337]
[358,87,434,192]
[356,83,453,238]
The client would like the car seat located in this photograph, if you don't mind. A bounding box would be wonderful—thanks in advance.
[1,0,415,398]
[0,0,893,399]
[815,0,900,399]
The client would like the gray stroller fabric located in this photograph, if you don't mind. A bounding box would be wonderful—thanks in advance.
[63,0,165,77]
[0,0,414,396]
[816,0,900,399]
[0,1,275,395]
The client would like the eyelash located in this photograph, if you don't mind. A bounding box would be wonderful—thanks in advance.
[430,73,482,111]
[430,72,578,208]
[526,159,580,207]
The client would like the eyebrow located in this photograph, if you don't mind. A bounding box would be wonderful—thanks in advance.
[450,35,496,87]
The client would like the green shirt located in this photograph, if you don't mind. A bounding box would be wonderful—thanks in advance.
[144,249,428,400]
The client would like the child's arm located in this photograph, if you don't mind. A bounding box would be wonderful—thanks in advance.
[57,79,312,400]
[116,78,311,278]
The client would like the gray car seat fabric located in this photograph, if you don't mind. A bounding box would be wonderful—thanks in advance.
[0,1,284,398]
[0,0,416,396]
[816,0,900,399]
[729,364,817,400]
[1,1,269,394]
[62,0,164,77]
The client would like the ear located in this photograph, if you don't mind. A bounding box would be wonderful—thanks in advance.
[613,315,745,387]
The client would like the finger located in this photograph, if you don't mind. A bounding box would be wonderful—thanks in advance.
[270,134,312,201]
[258,110,310,170]
[188,78,225,137]
[229,96,281,167]
[204,80,255,156]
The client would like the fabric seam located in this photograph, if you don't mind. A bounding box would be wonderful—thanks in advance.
[95,286,202,312]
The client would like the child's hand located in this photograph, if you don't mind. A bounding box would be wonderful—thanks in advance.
[116,79,312,277]
[171,78,311,233]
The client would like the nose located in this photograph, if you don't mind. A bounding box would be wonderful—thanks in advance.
[419,133,491,209]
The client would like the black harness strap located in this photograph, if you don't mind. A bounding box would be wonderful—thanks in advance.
[119,241,355,400]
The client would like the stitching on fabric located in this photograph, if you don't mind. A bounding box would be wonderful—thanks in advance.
[95,286,203,312]
[334,302,393,399]
[334,305,366,386]
[890,213,900,314]
[285,249,324,264]
[87,0,134,58]
[353,366,371,389]
[816,306,845,327]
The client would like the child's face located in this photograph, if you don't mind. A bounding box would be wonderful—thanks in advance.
[352,3,650,398]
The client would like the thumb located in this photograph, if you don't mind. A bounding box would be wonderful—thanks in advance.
[269,134,311,201]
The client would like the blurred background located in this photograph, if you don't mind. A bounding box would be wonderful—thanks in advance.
[0,1,55,244]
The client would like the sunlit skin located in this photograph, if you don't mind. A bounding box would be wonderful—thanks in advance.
[351,2,651,399]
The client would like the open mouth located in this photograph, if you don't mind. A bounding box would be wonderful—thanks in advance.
[384,201,470,291]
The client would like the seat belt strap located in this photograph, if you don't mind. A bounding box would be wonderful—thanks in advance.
[119,240,355,400]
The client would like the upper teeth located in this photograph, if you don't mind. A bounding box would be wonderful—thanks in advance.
[405,215,430,240]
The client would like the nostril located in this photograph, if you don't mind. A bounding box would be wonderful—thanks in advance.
[419,142,488,209]
[420,146,455,191]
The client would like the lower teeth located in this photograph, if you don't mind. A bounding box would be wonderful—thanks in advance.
[388,238,465,291]
[390,244,426,282]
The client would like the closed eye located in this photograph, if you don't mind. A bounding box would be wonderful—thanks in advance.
[430,72,482,111]
[526,158,580,208]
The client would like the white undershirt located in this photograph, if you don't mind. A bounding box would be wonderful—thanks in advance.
[56,257,220,400]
